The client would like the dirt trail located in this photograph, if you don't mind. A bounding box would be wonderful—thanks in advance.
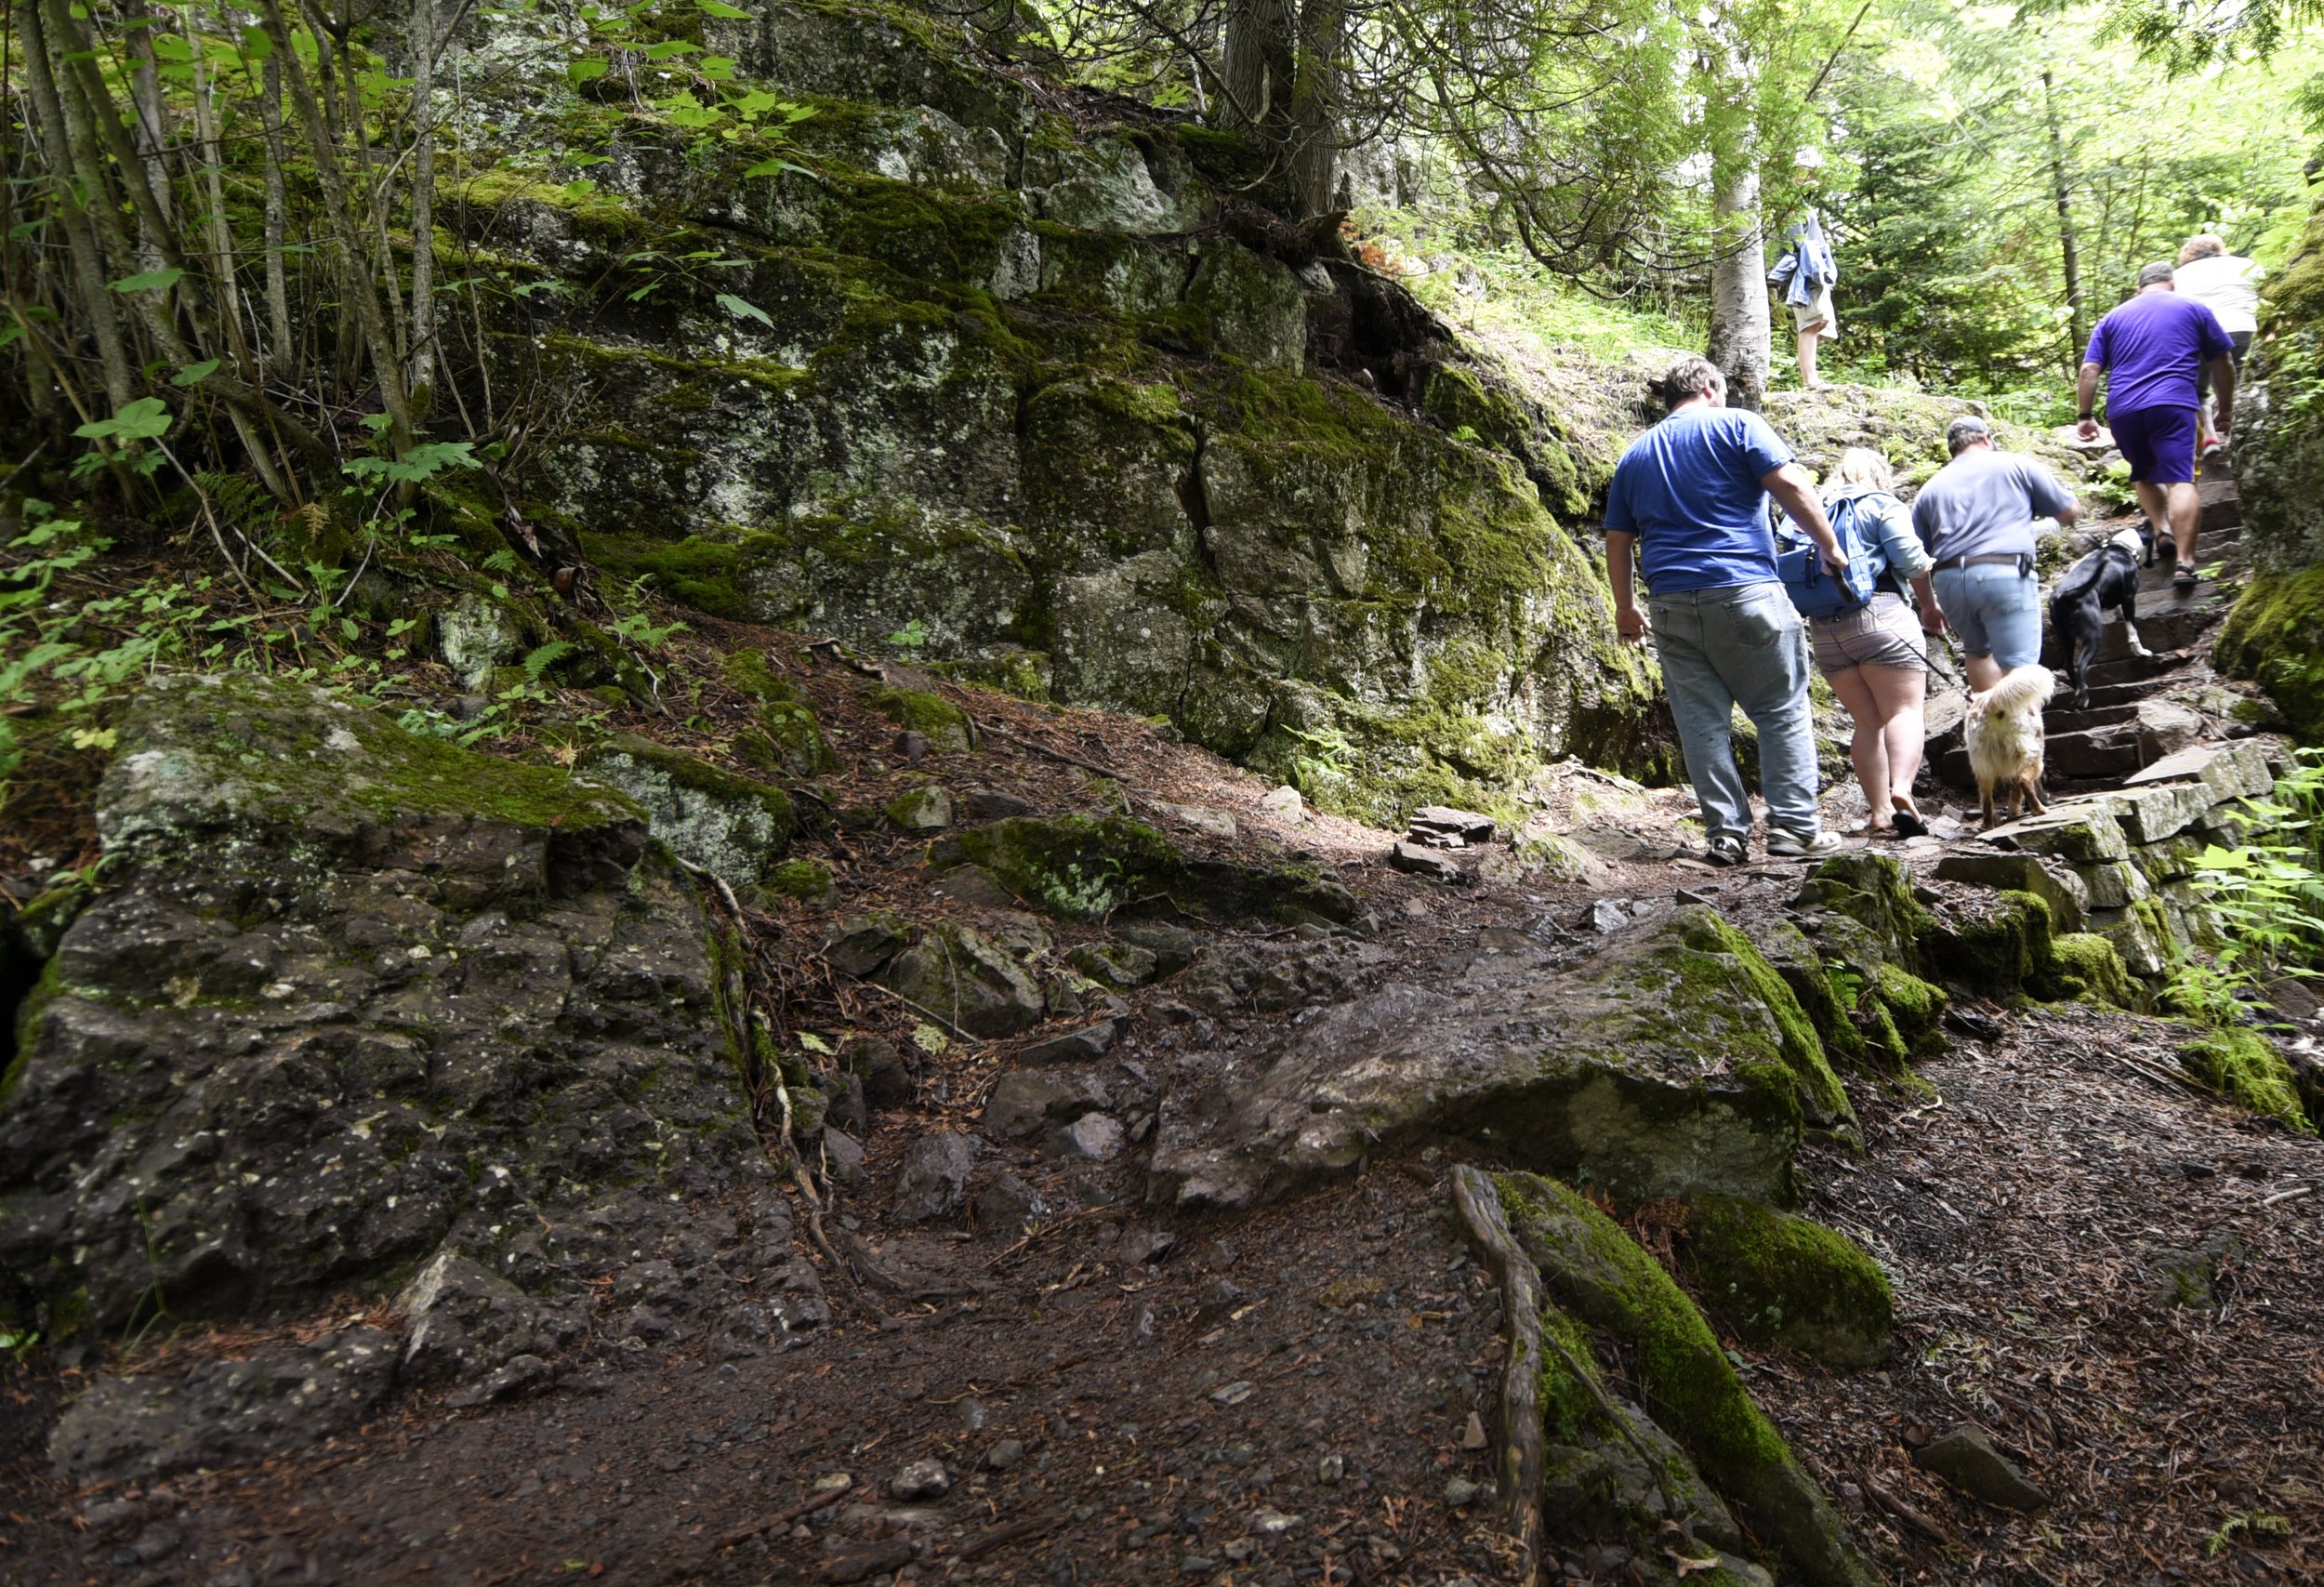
[3,608,2320,1587]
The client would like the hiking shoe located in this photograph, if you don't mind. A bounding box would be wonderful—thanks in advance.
[1704,834,1748,867]
[1764,827,1844,858]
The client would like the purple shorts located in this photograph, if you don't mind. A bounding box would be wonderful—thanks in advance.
[2108,404,2198,484]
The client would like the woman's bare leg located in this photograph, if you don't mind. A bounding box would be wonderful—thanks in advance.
[1866,663,1928,814]
[1825,664,1890,829]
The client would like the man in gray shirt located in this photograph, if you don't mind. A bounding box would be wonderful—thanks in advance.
[1911,416,2080,689]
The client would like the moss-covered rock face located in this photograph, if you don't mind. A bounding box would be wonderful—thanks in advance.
[1497,1173,1882,1587]
[2229,203,2324,575]
[2178,1028,2318,1132]
[450,0,1663,825]
[576,734,796,889]
[0,675,774,1340]
[2215,563,2324,738]
[1149,906,1845,1210]
[1683,1193,1893,1369]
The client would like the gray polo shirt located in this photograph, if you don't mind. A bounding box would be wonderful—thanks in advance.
[1909,447,2077,563]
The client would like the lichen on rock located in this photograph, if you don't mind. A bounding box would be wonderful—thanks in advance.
[575,733,796,889]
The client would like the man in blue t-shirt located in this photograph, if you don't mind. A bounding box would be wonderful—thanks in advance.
[1605,355,1850,866]
[2077,261,2237,590]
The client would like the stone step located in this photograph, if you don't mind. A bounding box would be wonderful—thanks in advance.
[2043,702,2139,730]
[2201,476,2240,531]
[2086,649,2188,688]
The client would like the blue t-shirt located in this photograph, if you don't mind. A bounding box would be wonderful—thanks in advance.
[2085,290,2234,415]
[1604,406,1793,592]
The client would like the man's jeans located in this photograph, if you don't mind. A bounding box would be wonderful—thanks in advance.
[1647,581,1821,840]
[1931,562,2041,668]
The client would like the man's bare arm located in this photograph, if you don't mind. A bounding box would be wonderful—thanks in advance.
[1760,463,1847,568]
[2077,362,2103,439]
[1604,530,1649,646]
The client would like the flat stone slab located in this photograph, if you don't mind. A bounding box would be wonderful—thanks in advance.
[1910,1424,2049,1513]
[1148,906,1842,1210]
[2123,740,2274,800]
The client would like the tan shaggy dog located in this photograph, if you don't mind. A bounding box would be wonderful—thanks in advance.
[1966,665,2056,828]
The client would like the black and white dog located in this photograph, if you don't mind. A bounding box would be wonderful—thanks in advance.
[2049,524,2152,709]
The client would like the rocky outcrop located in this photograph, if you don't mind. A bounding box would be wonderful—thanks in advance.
[0,676,822,1474]
[1147,904,1850,1210]
[437,0,1661,827]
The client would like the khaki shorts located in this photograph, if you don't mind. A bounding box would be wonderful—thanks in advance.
[1793,286,1838,338]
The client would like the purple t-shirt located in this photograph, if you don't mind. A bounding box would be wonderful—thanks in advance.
[2084,290,2234,415]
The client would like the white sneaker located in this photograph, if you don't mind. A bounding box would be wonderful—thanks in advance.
[1764,828,1844,858]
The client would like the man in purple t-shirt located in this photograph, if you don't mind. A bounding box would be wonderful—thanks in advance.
[2076,260,2237,589]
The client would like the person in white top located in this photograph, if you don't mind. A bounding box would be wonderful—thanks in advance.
[2175,233,2264,457]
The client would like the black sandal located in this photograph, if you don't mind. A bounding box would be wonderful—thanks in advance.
[1891,808,1928,839]
[2174,562,2199,590]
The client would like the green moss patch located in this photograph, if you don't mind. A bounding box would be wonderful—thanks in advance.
[1684,1193,1893,1369]
[2047,932,2138,1008]
[2215,563,2324,737]
[2179,1028,2317,1132]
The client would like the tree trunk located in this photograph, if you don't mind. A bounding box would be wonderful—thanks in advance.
[261,55,296,378]
[409,0,439,405]
[1222,0,1295,145]
[1707,165,1769,412]
[1286,0,1343,218]
[20,0,136,409]
[2041,68,2085,375]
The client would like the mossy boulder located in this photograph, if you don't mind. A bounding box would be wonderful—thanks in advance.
[869,687,971,753]
[727,657,842,776]
[884,785,955,830]
[1684,1193,1892,1369]
[1148,906,1844,1210]
[1534,1300,1752,1567]
[875,921,1046,1037]
[1067,940,1156,988]
[2178,1027,2317,1132]
[1792,852,1927,972]
[2047,932,2138,1007]
[576,734,796,889]
[1922,889,2139,1006]
[931,814,1356,925]
[0,674,771,1345]
[1498,1173,1882,1587]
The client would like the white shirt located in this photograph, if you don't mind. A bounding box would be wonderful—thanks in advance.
[2175,254,2265,335]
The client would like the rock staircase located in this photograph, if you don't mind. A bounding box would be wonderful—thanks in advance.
[1926,472,2257,797]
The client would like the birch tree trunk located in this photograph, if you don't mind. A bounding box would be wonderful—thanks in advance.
[261,55,297,379]
[1707,165,1770,412]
